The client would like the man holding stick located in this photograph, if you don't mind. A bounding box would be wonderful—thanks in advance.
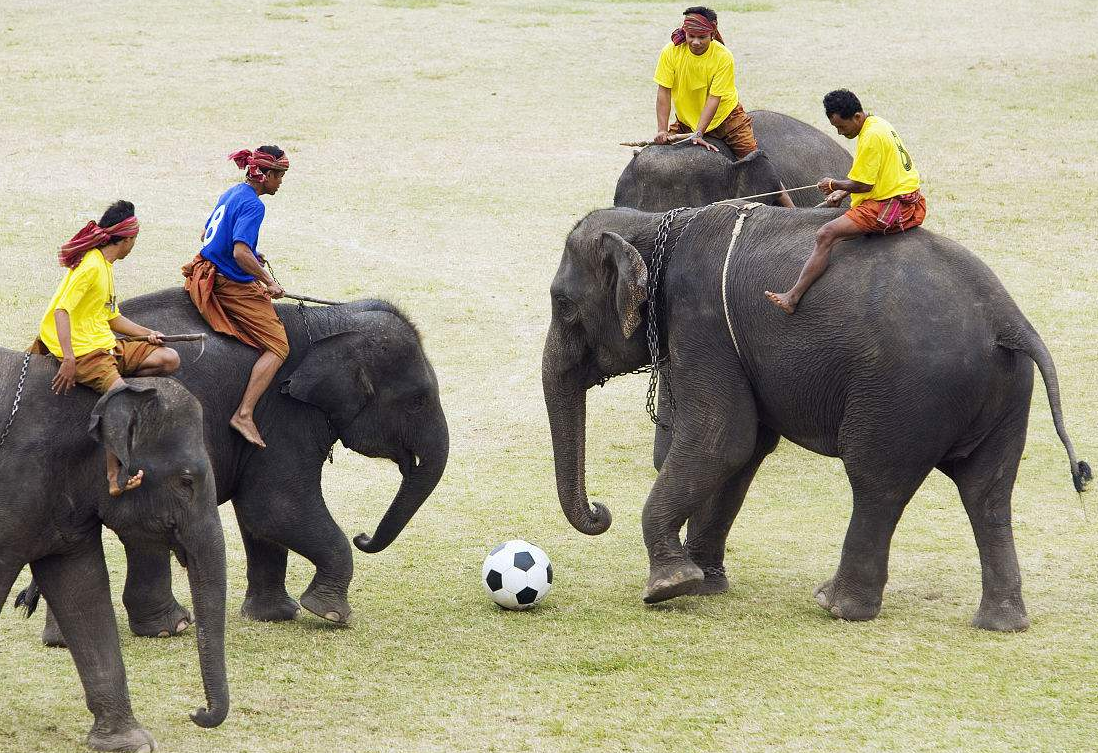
[652,6,795,208]
[31,200,179,495]
[182,145,289,448]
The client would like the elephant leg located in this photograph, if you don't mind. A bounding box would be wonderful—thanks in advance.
[30,537,157,753]
[236,511,301,622]
[42,602,67,647]
[122,545,193,638]
[235,494,354,625]
[641,373,760,604]
[684,425,780,596]
[0,562,20,615]
[815,461,932,622]
[939,419,1029,632]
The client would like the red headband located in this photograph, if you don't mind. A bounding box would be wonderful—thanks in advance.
[228,148,290,183]
[671,13,724,45]
[58,216,140,268]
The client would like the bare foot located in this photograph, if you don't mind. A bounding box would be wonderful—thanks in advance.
[230,414,267,448]
[764,290,797,314]
[109,469,144,497]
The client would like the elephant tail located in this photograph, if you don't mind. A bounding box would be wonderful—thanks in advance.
[999,323,1091,493]
[14,577,41,617]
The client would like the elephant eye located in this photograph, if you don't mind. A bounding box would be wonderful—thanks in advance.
[555,296,578,321]
[407,393,427,414]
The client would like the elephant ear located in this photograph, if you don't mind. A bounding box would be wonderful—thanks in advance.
[280,331,374,414]
[599,231,648,339]
[88,382,159,474]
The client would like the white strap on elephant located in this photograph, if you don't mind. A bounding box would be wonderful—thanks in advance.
[720,201,763,358]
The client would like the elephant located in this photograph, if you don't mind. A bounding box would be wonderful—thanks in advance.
[614,110,854,211]
[29,288,448,644]
[0,360,227,752]
[542,203,1090,631]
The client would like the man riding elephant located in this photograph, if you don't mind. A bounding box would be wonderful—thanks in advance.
[652,6,796,208]
[543,202,1089,632]
[29,200,180,495]
[182,146,290,448]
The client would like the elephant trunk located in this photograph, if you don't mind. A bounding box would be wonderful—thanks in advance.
[354,417,449,553]
[180,492,229,729]
[542,327,612,535]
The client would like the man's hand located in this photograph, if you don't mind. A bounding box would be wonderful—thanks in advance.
[690,133,719,153]
[653,130,671,145]
[823,190,847,207]
[52,356,77,395]
[266,281,285,299]
[146,330,166,346]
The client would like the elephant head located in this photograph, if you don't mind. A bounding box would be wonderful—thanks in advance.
[91,379,228,729]
[543,209,657,535]
[281,305,449,553]
[614,146,783,212]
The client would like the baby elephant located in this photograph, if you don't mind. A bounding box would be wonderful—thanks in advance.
[0,351,227,753]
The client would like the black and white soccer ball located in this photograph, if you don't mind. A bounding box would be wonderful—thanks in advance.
[481,540,553,610]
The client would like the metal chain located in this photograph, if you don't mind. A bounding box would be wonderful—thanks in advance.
[0,354,31,451]
[643,206,690,428]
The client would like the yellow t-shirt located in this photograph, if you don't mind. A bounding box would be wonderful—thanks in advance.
[653,40,738,133]
[38,249,120,357]
[847,115,921,208]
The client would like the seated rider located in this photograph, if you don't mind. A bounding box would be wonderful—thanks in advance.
[652,5,795,209]
[181,146,289,448]
[765,89,927,314]
[30,200,180,496]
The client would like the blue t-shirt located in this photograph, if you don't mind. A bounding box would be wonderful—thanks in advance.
[200,183,266,282]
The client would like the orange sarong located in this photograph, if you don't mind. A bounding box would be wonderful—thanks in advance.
[27,338,160,394]
[670,103,758,159]
[181,256,289,361]
[845,191,927,235]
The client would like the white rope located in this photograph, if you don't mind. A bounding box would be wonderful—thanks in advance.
[721,202,763,358]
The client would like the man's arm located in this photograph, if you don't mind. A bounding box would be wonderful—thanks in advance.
[232,242,284,298]
[688,94,722,153]
[109,315,164,344]
[653,85,673,144]
[51,309,77,394]
[816,177,874,206]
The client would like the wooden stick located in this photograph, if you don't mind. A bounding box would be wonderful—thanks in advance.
[281,291,345,306]
[619,134,693,147]
[116,333,207,343]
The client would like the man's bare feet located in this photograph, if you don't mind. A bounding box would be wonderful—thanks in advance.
[109,469,144,497]
[230,414,267,448]
[764,290,797,314]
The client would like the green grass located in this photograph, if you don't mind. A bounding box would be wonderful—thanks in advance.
[1,0,1097,751]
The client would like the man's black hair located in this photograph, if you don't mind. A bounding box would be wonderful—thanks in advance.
[683,6,717,22]
[254,145,286,176]
[98,200,136,244]
[823,89,863,120]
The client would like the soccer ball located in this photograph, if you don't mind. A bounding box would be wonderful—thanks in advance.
[481,540,553,610]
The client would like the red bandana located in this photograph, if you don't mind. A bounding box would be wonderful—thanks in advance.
[228,148,290,183]
[671,13,724,46]
[58,216,140,268]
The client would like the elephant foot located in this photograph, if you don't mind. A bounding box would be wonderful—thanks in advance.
[695,565,730,596]
[87,724,157,752]
[129,602,193,639]
[241,592,301,622]
[642,561,705,604]
[972,595,1029,632]
[813,577,882,622]
[300,587,351,625]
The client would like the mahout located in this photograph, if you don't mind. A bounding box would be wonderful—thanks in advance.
[615,111,854,212]
[0,364,226,752]
[30,287,448,643]
[543,203,1089,631]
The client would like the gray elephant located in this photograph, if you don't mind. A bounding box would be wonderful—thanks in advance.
[543,203,1089,631]
[614,110,853,211]
[0,360,226,752]
[29,288,449,642]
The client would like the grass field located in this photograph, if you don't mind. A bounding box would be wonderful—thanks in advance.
[1,1,1097,751]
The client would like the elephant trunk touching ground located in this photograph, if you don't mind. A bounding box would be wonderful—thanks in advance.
[178,497,229,728]
[542,322,612,536]
[354,423,449,553]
